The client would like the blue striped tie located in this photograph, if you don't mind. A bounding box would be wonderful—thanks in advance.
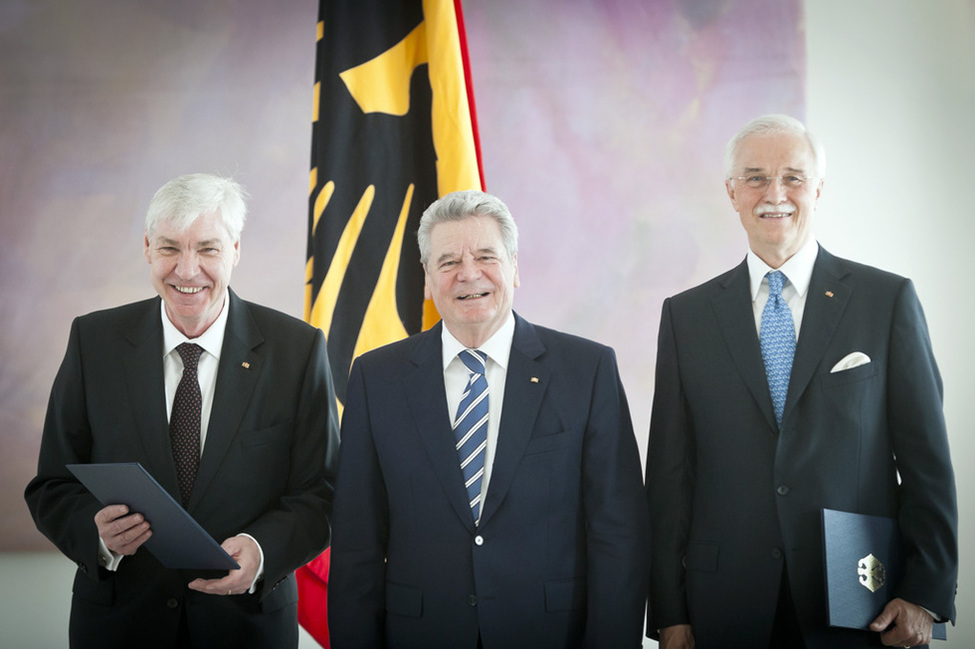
[760,271,796,427]
[454,349,489,524]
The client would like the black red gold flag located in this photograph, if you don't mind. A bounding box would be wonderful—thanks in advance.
[298,1,483,645]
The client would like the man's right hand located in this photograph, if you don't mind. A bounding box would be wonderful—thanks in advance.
[94,504,152,556]
[660,624,695,649]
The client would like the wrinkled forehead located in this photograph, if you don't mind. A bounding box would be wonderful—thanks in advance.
[149,210,238,244]
[734,132,817,174]
[432,215,506,250]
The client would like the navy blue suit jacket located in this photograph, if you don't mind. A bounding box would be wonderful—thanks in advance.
[646,247,957,648]
[328,313,650,649]
[26,289,340,649]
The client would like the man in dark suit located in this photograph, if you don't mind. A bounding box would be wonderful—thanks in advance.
[646,115,957,649]
[25,173,340,648]
[328,190,650,648]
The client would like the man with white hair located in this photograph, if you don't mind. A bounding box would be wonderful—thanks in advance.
[26,173,339,648]
[328,189,650,648]
[646,115,957,648]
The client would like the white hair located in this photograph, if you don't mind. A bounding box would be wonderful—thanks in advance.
[417,190,518,267]
[724,114,826,179]
[145,173,247,241]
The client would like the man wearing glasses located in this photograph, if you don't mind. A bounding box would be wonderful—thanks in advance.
[645,115,957,648]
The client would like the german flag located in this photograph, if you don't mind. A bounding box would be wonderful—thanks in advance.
[298,1,483,645]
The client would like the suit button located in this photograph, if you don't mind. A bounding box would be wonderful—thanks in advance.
[474,535,484,546]
[468,594,478,607]
[771,548,783,560]
[166,598,180,609]
[776,485,790,496]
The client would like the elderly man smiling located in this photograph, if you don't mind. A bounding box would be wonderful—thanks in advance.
[26,173,340,649]
[328,189,650,649]
[646,115,958,649]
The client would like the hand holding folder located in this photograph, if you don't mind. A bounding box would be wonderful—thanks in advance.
[822,509,946,642]
[68,462,240,571]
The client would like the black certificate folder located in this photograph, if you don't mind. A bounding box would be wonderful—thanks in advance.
[67,463,239,571]
[822,509,945,640]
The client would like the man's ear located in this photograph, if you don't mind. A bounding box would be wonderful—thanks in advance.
[725,179,741,213]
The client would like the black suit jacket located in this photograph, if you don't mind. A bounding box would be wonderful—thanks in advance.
[646,247,957,649]
[26,289,340,649]
[328,313,650,649]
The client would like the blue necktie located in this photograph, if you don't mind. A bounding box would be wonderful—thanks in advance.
[454,349,489,524]
[760,271,796,427]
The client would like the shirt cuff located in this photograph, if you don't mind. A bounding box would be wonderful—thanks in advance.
[921,606,942,622]
[97,536,124,572]
[237,533,265,593]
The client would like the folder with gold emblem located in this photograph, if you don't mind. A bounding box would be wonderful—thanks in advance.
[822,508,945,640]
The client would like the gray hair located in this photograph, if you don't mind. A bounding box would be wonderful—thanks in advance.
[724,114,826,180]
[145,173,248,241]
[417,190,519,267]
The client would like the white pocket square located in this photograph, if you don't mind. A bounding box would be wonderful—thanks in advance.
[830,352,871,373]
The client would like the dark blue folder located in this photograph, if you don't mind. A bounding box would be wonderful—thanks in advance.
[67,462,239,571]
[822,508,946,640]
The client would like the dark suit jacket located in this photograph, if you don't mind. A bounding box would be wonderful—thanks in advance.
[328,313,650,649]
[646,247,957,648]
[25,289,340,649]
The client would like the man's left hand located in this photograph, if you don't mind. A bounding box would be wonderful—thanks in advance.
[187,535,260,596]
[870,597,934,647]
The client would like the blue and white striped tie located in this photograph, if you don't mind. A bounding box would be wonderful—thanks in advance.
[454,349,489,524]
[761,270,796,428]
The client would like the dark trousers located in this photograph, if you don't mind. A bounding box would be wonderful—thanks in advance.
[770,570,806,649]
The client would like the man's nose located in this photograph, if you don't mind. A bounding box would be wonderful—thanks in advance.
[456,257,481,280]
[762,178,789,201]
[174,252,200,277]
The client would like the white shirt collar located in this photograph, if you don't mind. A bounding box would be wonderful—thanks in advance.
[747,237,819,300]
[160,290,230,360]
[440,313,515,371]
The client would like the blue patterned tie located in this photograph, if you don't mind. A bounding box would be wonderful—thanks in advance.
[760,271,796,427]
[453,349,489,524]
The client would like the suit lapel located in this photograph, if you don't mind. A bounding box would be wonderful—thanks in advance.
[782,247,851,424]
[478,314,548,528]
[711,261,779,431]
[191,290,263,509]
[122,298,178,493]
[405,324,479,531]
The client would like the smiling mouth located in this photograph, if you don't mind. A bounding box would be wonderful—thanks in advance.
[458,292,488,300]
[760,212,793,219]
[173,285,205,294]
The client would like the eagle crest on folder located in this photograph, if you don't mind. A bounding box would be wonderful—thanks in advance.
[857,553,886,593]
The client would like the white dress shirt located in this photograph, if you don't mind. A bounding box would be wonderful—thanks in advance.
[440,313,515,512]
[747,236,819,338]
[161,293,229,450]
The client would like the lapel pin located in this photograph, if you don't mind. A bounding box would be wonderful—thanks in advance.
[241,361,251,369]
[825,291,834,298]
[530,377,539,383]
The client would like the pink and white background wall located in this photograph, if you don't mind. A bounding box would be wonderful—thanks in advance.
[2,1,972,646]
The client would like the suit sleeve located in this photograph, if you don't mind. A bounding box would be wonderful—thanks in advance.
[645,298,694,636]
[581,345,651,648]
[327,358,388,648]
[24,317,106,579]
[886,280,958,622]
[241,327,340,598]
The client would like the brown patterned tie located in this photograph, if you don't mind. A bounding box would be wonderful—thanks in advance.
[170,343,202,506]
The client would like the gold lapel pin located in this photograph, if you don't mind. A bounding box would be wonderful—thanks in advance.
[825,291,834,298]
[530,377,539,383]
[241,361,251,369]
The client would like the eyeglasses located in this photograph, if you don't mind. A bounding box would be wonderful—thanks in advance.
[732,175,812,190]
